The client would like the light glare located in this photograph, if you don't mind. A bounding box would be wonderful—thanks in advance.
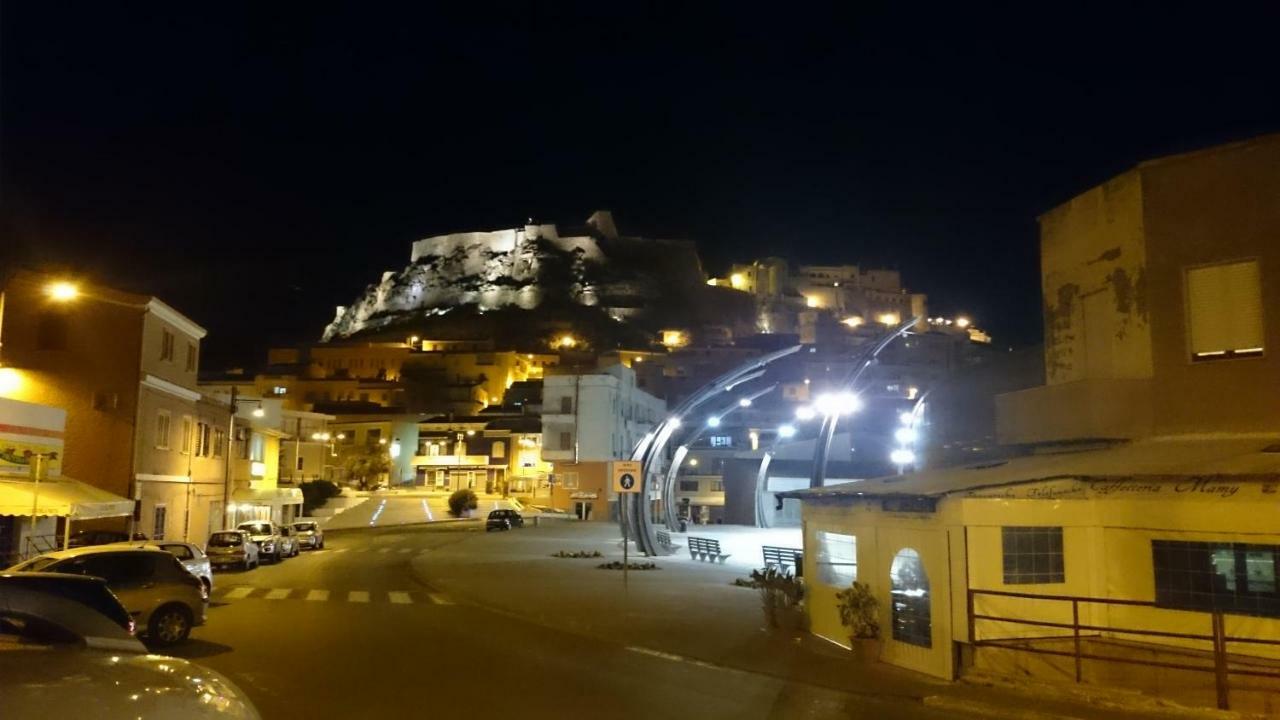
[795,406,816,421]
[890,448,916,465]
[47,282,79,301]
[895,427,918,444]
[777,424,796,438]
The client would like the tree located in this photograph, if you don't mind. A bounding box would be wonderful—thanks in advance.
[300,479,342,514]
[344,448,391,490]
[447,488,478,517]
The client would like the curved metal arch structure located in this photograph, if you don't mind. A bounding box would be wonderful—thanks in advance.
[624,318,920,555]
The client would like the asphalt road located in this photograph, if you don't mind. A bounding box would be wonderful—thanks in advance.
[170,523,961,720]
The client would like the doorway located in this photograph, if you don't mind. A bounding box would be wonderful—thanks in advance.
[574,502,593,521]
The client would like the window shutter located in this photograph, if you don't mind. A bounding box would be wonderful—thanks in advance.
[1186,260,1264,357]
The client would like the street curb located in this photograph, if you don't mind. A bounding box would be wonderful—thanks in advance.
[322,518,478,534]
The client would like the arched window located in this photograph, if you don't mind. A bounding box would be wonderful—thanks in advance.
[890,548,931,648]
[492,441,506,459]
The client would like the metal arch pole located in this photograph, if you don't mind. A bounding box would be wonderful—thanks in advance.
[808,318,920,489]
[754,451,774,527]
[625,345,802,556]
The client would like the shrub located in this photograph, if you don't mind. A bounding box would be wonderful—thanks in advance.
[300,479,342,514]
[835,581,880,640]
[447,488,478,517]
[552,550,602,558]
[750,566,805,628]
[597,561,659,570]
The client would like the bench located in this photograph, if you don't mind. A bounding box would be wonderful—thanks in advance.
[688,536,731,563]
[762,546,803,574]
[656,530,681,553]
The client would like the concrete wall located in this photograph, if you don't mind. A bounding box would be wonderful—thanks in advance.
[1140,136,1280,435]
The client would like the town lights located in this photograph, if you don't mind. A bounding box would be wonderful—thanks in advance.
[813,391,862,416]
[795,406,816,421]
[842,316,864,328]
[46,281,80,302]
[706,416,721,428]
[956,317,971,329]
[894,427,918,444]
[556,335,577,349]
[877,312,900,325]
[899,411,915,426]
[738,398,752,408]
[777,424,797,439]
[336,433,346,440]
[729,273,746,289]
[890,448,916,465]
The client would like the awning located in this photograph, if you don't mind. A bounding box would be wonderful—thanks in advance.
[0,475,135,519]
[232,486,303,507]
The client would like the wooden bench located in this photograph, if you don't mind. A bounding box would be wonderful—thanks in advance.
[656,530,681,553]
[688,536,731,563]
[762,546,803,574]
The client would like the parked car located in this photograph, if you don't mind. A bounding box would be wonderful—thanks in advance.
[66,529,131,548]
[151,542,214,596]
[205,530,260,571]
[276,526,300,558]
[485,509,524,531]
[290,520,325,550]
[8,546,206,646]
[0,573,260,719]
[236,521,283,563]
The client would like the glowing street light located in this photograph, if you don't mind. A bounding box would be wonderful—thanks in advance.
[795,406,816,421]
[777,424,797,439]
[956,316,971,329]
[706,416,721,428]
[251,407,265,418]
[890,448,916,465]
[899,411,915,426]
[813,391,862,416]
[46,282,80,302]
[894,427,918,444]
[737,398,752,408]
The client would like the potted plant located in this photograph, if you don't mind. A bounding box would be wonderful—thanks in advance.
[835,581,880,661]
[751,567,807,631]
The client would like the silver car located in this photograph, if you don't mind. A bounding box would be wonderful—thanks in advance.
[206,530,261,571]
[236,521,284,563]
[0,572,260,719]
[291,520,325,550]
[9,546,207,646]
[152,541,214,595]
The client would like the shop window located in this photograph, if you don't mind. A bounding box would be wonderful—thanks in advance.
[815,531,857,586]
[1002,527,1065,584]
[1152,541,1280,618]
[890,548,931,648]
[679,480,699,492]
[1186,260,1264,361]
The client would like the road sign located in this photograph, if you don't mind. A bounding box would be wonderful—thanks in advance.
[611,460,642,493]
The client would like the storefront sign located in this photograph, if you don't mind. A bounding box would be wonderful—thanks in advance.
[569,491,598,500]
[0,398,66,477]
[963,476,1277,501]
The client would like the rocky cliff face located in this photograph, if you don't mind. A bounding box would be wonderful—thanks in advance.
[322,212,713,342]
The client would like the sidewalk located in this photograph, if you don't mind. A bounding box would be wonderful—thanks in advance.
[411,521,1229,720]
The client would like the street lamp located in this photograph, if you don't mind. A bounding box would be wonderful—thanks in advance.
[46,282,80,302]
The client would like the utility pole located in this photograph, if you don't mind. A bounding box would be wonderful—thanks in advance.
[222,386,237,530]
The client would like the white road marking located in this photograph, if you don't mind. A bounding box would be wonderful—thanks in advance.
[626,646,723,671]
[348,590,370,603]
[388,591,412,604]
[306,589,330,601]
[264,588,290,600]
[427,593,453,605]
[224,587,254,600]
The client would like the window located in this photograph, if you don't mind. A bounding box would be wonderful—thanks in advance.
[195,422,211,457]
[710,435,732,448]
[185,343,197,372]
[272,386,288,395]
[1002,527,1065,584]
[161,543,194,560]
[559,472,579,489]
[1186,260,1265,361]
[1153,541,1280,617]
[711,480,724,493]
[180,416,193,454]
[155,411,171,450]
[296,456,304,471]
[152,505,167,541]
[679,480,700,492]
[366,428,382,445]
[212,428,226,457]
[560,396,573,414]
[161,329,175,362]
[815,531,857,586]
[559,431,573,451]
[492,441,505,459]
[890,548,932,648]
[249,433,265,462]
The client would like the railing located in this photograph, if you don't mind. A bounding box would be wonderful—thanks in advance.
[968,588,1280,710]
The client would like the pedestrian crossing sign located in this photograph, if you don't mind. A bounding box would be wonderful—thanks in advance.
[611,460,642,493]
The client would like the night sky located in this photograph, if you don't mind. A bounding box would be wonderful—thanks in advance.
[4,3,1278,369]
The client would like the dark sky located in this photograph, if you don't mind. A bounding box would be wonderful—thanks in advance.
[4,3,1279,369]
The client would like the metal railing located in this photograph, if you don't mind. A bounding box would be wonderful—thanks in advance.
[967,588,1280,710]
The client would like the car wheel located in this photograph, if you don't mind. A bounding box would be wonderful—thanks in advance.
[274,551,282,563]
[318,539,325,549]
[148,604,193,646]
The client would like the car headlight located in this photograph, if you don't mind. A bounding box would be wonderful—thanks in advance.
[262,542,275,552]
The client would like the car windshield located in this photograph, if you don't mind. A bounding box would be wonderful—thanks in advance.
[293,523,316,532]
[240,523,272,535]
[11,557,61,572]
[209,532,242,546]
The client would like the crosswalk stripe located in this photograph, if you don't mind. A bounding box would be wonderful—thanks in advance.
[388,591,412,604]
[428,593,453,606]
[348,590,370,603]
[306,589,329,601]
[224,587,254,600]
[264,588,290,600]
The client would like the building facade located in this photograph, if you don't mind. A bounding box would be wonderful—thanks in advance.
[540,364,665,520]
